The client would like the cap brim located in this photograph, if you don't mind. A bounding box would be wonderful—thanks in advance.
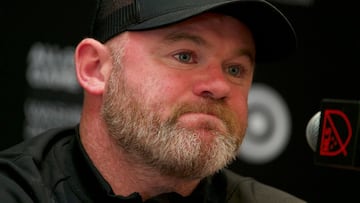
[129,0,297,63]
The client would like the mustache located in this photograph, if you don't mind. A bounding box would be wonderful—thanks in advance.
[167,100,238,131]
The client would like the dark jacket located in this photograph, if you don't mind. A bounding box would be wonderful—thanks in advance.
[0,126,306,202]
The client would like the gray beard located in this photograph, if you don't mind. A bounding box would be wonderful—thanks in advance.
[101,67,242,179]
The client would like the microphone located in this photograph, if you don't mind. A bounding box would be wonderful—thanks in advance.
[305,111,321,152]
[305,98,360,170]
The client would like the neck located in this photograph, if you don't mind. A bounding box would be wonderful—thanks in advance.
[79,107,200,200]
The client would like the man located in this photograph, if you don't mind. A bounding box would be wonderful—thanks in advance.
[0,0,306,202]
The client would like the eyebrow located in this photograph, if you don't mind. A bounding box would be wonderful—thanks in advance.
[237,49,255,65]
[163,32,208,46]
[163,31,255,64]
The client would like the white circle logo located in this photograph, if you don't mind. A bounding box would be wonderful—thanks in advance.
[237,83,292,164]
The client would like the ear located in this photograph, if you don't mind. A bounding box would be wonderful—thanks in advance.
[75,38,112,95]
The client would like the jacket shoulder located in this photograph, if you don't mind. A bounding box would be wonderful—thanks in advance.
[0,126,77,202]
[221,169,307,203]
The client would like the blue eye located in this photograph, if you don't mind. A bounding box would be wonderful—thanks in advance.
[173,52,196,63]
[226,65,242,77]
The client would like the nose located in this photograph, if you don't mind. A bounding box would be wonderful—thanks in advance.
[192,64,231,100]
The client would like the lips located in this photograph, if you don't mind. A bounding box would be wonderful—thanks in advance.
[176,112,227,134]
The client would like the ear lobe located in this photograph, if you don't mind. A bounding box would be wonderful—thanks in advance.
[75,38,111,95]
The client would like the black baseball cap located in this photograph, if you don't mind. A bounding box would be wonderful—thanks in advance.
[90,0,297,63]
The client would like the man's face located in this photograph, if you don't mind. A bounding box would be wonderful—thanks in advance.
[102,12,255,179]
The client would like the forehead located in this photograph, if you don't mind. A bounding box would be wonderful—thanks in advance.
[109,12,256,59]
[160,12,253,37]
[125,12,255,47]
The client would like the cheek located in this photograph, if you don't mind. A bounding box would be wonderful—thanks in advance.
[122,63,187,119]
[147,79,192,122]
[230,94,249,122]
[128,71,183,112]
[149,81,186,109]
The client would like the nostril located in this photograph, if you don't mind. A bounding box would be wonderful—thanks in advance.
[192,70,231,100]
[201,91,213,98]
[200,91,226,102]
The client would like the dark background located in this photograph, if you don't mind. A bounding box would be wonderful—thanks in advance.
[1,0,360,202]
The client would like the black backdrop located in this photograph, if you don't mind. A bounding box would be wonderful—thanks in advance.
[1,0,360,202]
